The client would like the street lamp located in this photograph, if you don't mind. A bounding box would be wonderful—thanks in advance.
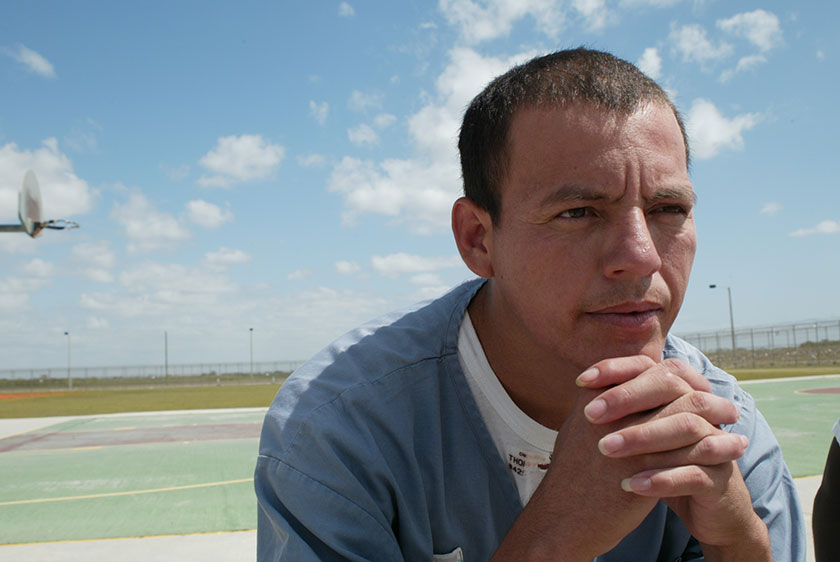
[709,285,736,364]
[249,328,254,379]
[64,331,72,390]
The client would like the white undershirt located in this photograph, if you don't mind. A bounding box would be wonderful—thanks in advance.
[457,311,558,506]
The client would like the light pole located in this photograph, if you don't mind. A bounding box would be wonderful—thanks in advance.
[164,330,169,380]
[709,284,736,364]
[64,331,72,390]
[249,327,254,380]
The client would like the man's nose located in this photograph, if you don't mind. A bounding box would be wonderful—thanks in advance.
[601,209,662,279]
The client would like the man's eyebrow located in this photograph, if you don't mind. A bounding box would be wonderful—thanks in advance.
[537,185,609,207]
[536,184,697,206]
[647,186,697,206]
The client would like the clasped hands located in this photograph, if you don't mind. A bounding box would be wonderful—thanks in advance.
[499,355,771,561]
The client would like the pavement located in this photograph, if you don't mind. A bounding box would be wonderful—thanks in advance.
[0,530,256,562]
[0,406,826,562]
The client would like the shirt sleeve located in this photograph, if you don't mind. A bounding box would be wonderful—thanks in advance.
[731,387,807,562]
[255,454,403,562]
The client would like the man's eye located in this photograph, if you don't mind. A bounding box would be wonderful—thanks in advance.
[557,207,590,219]
[654,205,688,215]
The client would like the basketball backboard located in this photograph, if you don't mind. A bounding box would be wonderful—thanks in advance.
[19,169,44,237]
[0,170,78,237]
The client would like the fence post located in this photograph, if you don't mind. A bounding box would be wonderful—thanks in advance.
[815,322,821,365]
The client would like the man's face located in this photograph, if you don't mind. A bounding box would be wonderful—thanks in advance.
[484,102,696,373]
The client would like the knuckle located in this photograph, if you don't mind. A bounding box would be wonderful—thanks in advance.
[684,466,711,488]
[676,412,707,439]
[685,390,711,414]
[661,357,686,373]
[694,435,725,460]
[605,384,634,410]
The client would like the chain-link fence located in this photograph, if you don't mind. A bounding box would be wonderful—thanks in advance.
[4,319,840,391]
[677,319,840,370]
[0,359,305,392]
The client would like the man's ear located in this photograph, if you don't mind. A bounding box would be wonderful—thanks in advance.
[451,197,494,278]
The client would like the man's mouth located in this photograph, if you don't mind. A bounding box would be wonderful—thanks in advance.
[587,302,663,329]
[592,301,662,315]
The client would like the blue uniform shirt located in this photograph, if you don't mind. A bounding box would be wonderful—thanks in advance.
[255,279,805,561]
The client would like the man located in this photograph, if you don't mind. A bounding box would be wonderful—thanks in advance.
[255,48,805,561]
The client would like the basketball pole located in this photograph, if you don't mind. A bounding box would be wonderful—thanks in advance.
[64,331,73,391]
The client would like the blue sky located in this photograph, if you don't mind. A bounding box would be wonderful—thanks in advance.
[0,1,837,369]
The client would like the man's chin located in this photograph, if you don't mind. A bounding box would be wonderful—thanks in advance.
[579,335,668,368]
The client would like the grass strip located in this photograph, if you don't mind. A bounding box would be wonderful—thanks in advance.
[2,367,838,419]
[729,366,840,381]
[0,383,282,418]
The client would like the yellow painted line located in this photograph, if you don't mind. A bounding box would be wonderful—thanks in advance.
[113,426,136,431]
[0,528,256,547]
[73,446,102,451]
[0,478,252,507]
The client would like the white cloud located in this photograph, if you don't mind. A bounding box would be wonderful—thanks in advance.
[572,0,613,31]
[204,247,250,269]
[371,252,462,278]
[373,113,397,129]
[264,286,391,354]
[817,50,825,61]
[86,316,110,329]
[790,220,840,237]
[81,260,241,317]
[669,23,733,65]
[297,154,326,168]
[110,191,190,253]
[72,241,116,283]
[335,260,361,275]
[309,100,329,125]
[64,117,102,153]
[288,269,313,280]
[619,0,680,6]
[760,202,782,216]
[329,48,529,234]
[348,90,383,112]
[720,54,767,82]
[637,47,662,80]
[348,124,379,146]
[717,9,782,52]
[22,258,55,278]
[338,2,355,17]
[197,134,285,188]
[0,259,54,310]
[0,139,93,222]
[3,45,56,78]
[161,163,191,181]
[186,199,234,229]
[120,262,236,300]
[685,98,761,159]
[439,0,565,44]
[410,273,444,286]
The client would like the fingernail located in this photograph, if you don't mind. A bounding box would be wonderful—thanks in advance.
[576,367,599,387]
[584,398,607,422]
[621,475,651,493]
[598,433,624,455]
[739,434,749,448]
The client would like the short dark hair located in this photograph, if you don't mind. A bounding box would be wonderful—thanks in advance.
[458,47,689,224]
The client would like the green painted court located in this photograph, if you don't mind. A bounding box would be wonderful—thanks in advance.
[0,408,264,545]
[0,376,838,559]
[742,375,840,478]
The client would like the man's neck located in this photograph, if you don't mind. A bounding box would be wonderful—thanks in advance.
[467,282,581,430]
